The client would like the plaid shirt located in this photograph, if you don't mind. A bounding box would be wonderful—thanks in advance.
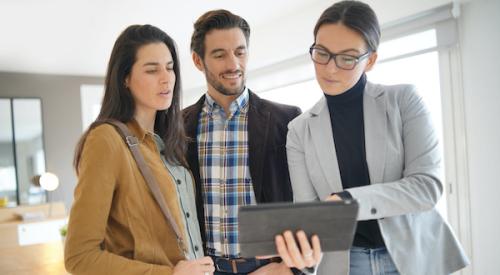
[197,89,256,258]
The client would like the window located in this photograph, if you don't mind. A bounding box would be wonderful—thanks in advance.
[0,98,46,206]
[257,79,321,112]
[80,85,104,131]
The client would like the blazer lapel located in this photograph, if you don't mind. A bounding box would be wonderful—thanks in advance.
[183,96,205,184]
[363,82,386,184]
[182,96,206,243]
[309,98,343,193]
[248,91,270,201]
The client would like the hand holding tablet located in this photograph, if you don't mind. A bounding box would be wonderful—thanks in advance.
[238,200,359,258]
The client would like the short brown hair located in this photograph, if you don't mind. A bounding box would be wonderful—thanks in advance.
[190,9,250,58]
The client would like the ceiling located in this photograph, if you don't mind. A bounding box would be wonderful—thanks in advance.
[0,0,328,87]
[0,0,452,91]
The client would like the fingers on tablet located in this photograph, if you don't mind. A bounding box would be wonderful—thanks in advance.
[297,231,315,268]
[311,234,323,263]
[275,234,293,267]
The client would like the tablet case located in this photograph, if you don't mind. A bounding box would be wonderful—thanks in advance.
[238,200,359,258]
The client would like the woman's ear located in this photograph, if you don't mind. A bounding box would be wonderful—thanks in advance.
[364,51,378,72]
[124,76,129,88]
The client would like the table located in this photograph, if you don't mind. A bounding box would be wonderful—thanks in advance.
[0,241,67,275]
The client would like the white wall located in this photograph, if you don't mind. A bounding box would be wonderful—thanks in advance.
[459,0,500,274]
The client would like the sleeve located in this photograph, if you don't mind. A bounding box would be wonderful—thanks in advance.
[286,119,320,202]
[64,125,173,275]
[346,86,444,220]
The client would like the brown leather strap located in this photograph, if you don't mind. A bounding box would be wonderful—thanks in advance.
[105,119,187,254]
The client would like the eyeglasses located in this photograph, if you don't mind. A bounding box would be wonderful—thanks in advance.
[309,45,371,70]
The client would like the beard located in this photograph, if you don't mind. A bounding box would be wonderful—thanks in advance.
[204,63,246,96]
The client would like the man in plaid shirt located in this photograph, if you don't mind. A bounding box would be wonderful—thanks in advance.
[183,9,320,275]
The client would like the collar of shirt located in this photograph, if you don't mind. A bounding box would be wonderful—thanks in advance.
[204,87,249,118]
[324,73,366,107]
[151,132,165,150]
[126,119,149,143]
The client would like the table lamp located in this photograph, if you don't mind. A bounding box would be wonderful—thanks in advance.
[39,172,59,217]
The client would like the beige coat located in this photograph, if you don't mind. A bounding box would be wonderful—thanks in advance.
[65,121,187,275]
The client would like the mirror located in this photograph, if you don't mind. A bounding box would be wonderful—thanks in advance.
[0,98,46,207]
[0,99,17,206]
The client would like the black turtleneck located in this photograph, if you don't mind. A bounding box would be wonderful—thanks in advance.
[325,74,385,248]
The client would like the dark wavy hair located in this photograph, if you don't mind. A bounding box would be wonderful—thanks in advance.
[74,24,187,172]
[190,9,250,58]
[314,0,381,52]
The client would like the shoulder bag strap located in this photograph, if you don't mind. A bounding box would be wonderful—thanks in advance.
[105,119,187,254]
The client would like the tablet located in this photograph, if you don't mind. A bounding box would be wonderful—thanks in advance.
[238,200,359,258]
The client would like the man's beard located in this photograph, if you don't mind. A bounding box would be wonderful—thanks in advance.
[204,64,245,96]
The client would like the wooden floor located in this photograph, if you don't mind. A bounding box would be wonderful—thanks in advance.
[0,241,67,275]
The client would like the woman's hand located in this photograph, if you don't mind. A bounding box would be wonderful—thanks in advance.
[275,230,322,271]
[173,256,215,275]
[326,194,342,201]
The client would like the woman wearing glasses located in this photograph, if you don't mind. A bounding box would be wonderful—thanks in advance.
[286,1,469,275]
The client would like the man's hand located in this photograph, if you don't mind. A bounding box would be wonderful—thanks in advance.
[249,262,292,275]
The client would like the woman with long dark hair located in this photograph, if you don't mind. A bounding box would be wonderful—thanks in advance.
[286,1,469,274]
[65,24,214,275]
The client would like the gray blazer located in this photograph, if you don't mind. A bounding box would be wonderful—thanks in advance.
[286,82,469,275]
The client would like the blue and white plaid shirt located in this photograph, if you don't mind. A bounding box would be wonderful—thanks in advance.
[197,88,256,258]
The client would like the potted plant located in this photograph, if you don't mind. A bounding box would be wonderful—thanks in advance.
[60,224,68,243]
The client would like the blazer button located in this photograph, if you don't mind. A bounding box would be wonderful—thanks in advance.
[194,245,199,251]
[186,212,190,218]
[371,208,377,215]
[176,179,181,185]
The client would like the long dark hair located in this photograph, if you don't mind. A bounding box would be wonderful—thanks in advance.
[314,0,380,52]
[74,24,187,173]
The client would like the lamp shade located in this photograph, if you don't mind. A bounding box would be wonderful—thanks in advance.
[39,172,59,191]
